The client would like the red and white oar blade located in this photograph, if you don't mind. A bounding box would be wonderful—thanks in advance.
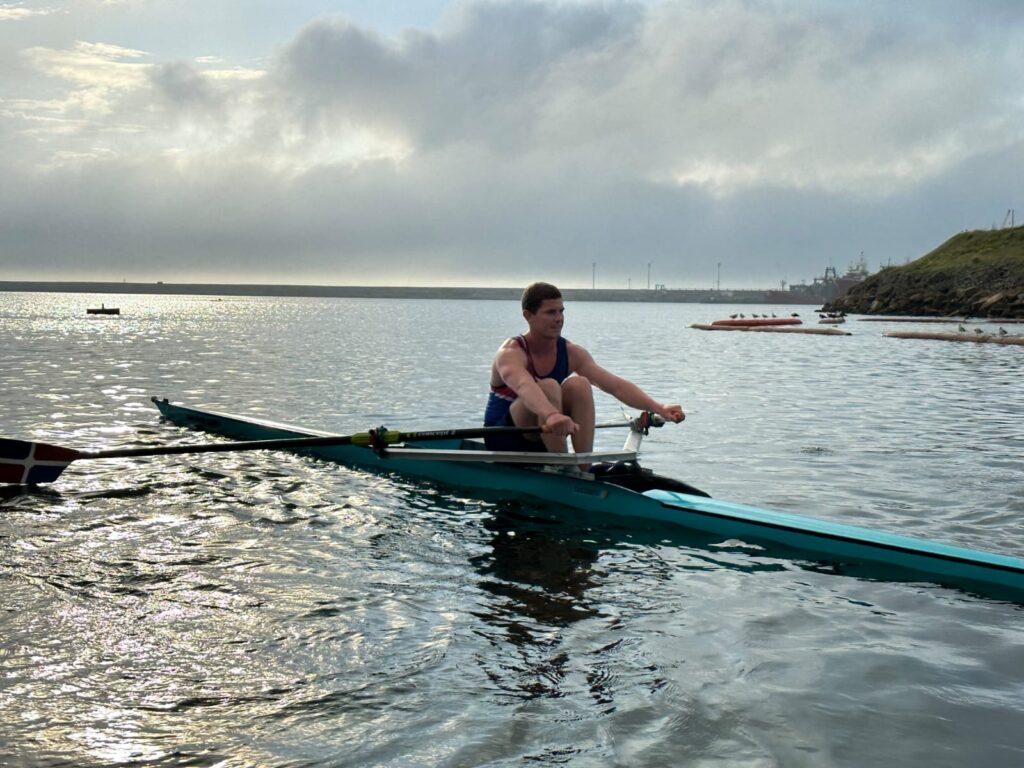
[0,439,81,484]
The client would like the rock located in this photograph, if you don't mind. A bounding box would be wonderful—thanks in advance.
[977,291,1006,311]
[825,226,1024,318]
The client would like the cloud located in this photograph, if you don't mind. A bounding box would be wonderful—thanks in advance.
[258,1,1024,196]
[2,1,1023,286]
[0,3,56,21]
[20,41,150,117]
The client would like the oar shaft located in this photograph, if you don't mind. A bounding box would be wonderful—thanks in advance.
[83,418,643,460]
[79,424,550,461]
[81,435,359,459]
[0,414,656,485]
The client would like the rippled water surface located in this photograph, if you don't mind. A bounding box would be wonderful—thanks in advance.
[1,292,1022,767]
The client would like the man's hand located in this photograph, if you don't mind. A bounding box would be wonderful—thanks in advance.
[543,412,578,436]
[658,404,686,423]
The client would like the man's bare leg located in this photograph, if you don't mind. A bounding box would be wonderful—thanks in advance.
[509,378,566,452]
[562,376,595,454]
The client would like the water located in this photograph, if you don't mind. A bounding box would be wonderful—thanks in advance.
[1,292,1022,767]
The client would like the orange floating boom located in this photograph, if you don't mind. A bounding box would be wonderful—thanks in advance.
[691,324,850,336]
[711,317,802,327]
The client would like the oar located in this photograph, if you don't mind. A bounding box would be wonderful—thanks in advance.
[0,417,652,486]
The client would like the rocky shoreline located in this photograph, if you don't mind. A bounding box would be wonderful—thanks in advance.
[826,226,1024,318]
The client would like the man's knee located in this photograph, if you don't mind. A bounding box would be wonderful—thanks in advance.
[536,377,563,403]
[562,376,592,400]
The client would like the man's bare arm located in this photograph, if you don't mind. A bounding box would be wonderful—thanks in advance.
[494,343,578,435]
[570,344,685,422]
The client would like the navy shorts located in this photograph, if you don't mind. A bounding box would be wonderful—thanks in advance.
[484,410,547,453]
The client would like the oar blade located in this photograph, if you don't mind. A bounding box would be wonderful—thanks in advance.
[0,439,80,484]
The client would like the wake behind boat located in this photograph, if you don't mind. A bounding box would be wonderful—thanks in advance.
[145,398,1023,602]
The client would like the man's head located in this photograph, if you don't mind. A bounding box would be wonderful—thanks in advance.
[521,282,562,314]
[521,282,565,338]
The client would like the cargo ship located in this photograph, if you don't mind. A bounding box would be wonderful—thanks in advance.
[768,255,871,304]
[834,254,870,297]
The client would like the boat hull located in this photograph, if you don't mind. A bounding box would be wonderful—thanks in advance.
[151,398,1024,601]
[148,398,701,513]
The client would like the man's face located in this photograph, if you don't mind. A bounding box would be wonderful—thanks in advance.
[525,298,565,338]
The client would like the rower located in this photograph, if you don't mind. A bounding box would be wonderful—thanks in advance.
[484,282,685,454]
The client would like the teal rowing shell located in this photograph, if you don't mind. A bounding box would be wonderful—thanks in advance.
[151,397,1024,602]
[648,491,1024,599]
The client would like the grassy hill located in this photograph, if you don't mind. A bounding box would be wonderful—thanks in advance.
[828,226,1024,317]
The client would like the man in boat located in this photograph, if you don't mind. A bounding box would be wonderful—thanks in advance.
[484,282,685,453]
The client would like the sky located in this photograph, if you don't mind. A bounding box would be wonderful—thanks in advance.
[1,0,1022,289]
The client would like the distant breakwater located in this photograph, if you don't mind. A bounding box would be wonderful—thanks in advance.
[0,281,822,305]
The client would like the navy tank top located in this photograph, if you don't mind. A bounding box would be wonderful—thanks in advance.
[484,336,570,426]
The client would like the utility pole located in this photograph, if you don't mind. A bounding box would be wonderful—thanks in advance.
[592,262,596,290]
[716,262,721,292]
[647,262,651,290]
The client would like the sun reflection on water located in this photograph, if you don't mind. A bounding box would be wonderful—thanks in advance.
[1,292,1022,765]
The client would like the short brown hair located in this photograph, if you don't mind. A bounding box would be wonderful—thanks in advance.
[521,282,562,313]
